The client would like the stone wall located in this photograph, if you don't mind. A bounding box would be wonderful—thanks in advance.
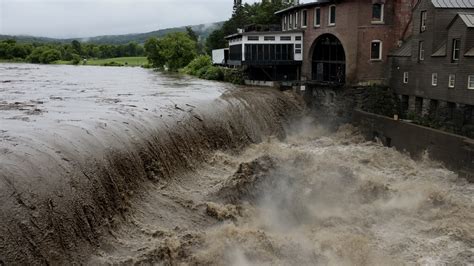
[353,109,474,181]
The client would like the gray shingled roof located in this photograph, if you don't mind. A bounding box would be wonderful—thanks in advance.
[466,47,474,56]
[458,13,474,26]
[388,39,412,57]
[431,0,474,8]
[432,42,447,56]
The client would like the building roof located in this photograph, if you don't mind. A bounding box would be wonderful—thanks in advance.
[431,0,474,8]
[388,39,412,57]
[432,42,447,56]
[465,47,474,56]
[275,0,334,15]
[225,29,303,39]
[459,12,474,26]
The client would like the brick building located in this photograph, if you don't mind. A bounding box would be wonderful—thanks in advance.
[389,0,474,136]
[276,0,414,85]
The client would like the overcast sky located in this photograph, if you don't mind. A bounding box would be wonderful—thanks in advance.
[0,0,262,38]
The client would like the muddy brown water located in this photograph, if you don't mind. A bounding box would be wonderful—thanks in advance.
[0,64,473,265]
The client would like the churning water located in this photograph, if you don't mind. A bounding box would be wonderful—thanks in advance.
[0,64,472,265]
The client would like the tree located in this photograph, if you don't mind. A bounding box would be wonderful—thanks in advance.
[145,33,197,70]
[144,37,165,68]
[71,40,82,55]
[186,27,199,43]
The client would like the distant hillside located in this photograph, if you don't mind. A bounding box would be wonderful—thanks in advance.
[0,22,223,44]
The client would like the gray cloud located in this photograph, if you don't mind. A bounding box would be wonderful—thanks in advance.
[0,0,260,38]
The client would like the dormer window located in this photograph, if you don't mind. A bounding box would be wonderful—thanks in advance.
[372,3,384,23]
[419,41,425,61]
[452,39,460,62]
[329,5,336,26]
[420,11,427,32]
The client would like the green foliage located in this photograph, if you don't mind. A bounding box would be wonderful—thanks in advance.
[202,66,224,80]
[71,54,81,65]
[145,32,197,71]
[222,68,245,85]
[181,55,212,75]
[0,39,146,64]
[362,86,400,117]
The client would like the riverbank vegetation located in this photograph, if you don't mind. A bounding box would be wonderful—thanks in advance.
[0,39,145,65]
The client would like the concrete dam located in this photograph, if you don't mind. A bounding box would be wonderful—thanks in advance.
[0,64,472,265]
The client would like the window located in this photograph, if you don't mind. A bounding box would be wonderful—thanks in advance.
[370,40,382,60]
[283,16,287,31]
[449,74,456,88]
[289,14,293,29]
[329,5,336,25]
[420,11,427,32]
[452,39,460,62]
[419,41,425,61]
[469,75,474,89]
[247,36,259,41]
[302,10,308,27]
[295,49,302,54]
[372,3,384,22]
[314,8,321,27]
[295,36,302,41]
[295,44,301,48]
[403,72,409,84]
[264,36,275,41]
[280,36,291,41]
[432,73,438,86]
[294,12,298,29]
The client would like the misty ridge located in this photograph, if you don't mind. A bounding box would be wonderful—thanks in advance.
[0,22,223,45]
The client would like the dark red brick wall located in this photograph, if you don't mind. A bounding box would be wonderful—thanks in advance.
[281,0,413,85]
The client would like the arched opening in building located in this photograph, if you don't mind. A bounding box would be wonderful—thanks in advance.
[311,34,346,84]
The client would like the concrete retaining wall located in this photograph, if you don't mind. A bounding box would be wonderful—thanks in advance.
[353,109,474,181]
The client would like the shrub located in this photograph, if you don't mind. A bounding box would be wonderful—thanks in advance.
[71,54,81,65]
[202,66,224,80]
[362,86,400,117]
[223,68,245,85]
[182,55,212,76]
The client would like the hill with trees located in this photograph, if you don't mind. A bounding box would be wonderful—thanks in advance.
[0,22,223,45]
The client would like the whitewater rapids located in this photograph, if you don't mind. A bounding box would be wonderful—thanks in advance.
[0,64,472,265]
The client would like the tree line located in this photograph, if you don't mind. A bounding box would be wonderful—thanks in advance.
[0,39,145,64]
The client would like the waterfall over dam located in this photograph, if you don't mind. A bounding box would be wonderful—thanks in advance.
[0,64,472,265]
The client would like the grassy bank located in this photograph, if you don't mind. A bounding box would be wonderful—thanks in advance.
[56,57,149,67]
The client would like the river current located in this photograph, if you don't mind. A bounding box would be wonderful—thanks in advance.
[0,64,472,265]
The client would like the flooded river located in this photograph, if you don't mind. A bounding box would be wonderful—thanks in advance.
[0,64,473,265]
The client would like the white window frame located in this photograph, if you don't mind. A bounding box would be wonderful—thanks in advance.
[329,5,336,26]
[282,16,287,31]
[420,11,427,32]
[314,7,321,27]
[372,3,384,23]
[452,39,460,62]
[294,11,298,29]
[449,74,456,88]
[289,13,293,29]
[301,9,308,28]
[419,41,425,61]
[468,75,474,90]
[370,40,383,60]
[403,72,409,84]
[432,73,438,86]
